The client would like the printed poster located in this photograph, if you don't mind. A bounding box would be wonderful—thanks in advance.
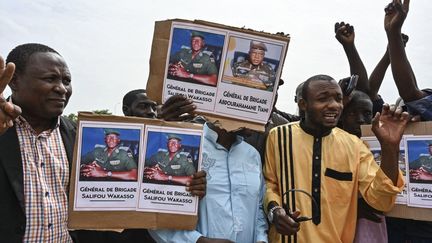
[362,136,408,204]
[406,136,432,208]
[73,121,203,216]
[138,126,203,215]
[162,22,288,124]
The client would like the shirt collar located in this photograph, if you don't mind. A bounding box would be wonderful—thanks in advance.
[299,118,332,138]
[204,123,243,150]
[15,115,60,135]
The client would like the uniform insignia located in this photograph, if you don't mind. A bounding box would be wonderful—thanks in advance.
[110,160,121,165]
[171,165,181,170]
[193,63,203,68]
[115,149,119,153]
[176,154,180,158]
[187,157,193,163]
[127,152,133,157]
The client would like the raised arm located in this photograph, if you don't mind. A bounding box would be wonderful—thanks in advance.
[335,22,369,93]
[0,55,21,134]
[385,0,426,102]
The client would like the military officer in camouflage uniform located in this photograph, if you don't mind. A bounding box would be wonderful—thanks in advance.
[232,40,276,91]
[144,134,196,185]
[410,142,432,181]
[168,31,218,86]
[80,129,138,181]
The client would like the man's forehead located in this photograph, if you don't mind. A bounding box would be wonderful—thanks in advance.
[25,52,69,74]
[309,80,341,94]
[134,94,156,105]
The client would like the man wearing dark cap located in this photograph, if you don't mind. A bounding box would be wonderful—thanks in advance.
[80,128,138,181]
[144,133,196,185]
[168,31,218,86]
[232,40,276,91]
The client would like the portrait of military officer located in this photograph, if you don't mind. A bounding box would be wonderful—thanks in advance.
[232,40,276,91]
[144,133,196,185]
[80,128,138,181]
[409,141,432,182]
[168,30,218,86]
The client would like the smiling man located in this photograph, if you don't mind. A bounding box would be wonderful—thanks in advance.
[0,43,76,243]
[264,74,409,243]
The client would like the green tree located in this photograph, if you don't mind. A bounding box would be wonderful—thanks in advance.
[63,109,112,123]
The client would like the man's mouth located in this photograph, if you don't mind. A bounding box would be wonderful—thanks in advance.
[323,112,339,122]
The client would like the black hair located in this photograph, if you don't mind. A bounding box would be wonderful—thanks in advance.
[301,74,335,101]
[122,89,147,107]
[6,43,59,74]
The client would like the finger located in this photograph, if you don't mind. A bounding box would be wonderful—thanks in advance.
[393,106,403,119]
[0,62,15,94]
[187,176,205,185]
[3,102,22,119]
[334,22,340,33]
[193,170,206,179]
[400,111,410,122]
[348,25,354,34]
[371,111,381,128]
[403,0,410,11]
[381,103,390,116]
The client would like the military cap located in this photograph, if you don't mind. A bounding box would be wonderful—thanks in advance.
[191,31,205,40]
[104,128,120,136]
[250,41,267,52]
[167,133,182,141]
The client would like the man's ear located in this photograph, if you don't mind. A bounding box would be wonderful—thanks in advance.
[8,73,18,91]
[122,105,130,116]
[298,98,307,112]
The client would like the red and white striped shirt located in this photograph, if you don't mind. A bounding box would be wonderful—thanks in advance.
[15,116,72,243]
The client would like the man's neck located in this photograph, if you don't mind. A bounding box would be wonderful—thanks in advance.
[300,119,332,137]
[20,112,57,134]
[191,50,201,59]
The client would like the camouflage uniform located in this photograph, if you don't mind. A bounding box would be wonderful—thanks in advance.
[81,145,137,171]
[170,49,218,76]
[146,149,195,176]
[232,60,276,91]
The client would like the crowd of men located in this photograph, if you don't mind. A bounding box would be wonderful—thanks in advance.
[1,0,432,242]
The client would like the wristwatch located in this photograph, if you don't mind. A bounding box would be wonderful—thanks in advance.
[107,171,112,177]
[268,206,285,223]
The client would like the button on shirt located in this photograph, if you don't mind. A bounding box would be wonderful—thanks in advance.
[149,123,268,243]
[16,117,72,243]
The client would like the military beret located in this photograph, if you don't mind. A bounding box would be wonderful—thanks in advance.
[104,128,120,136]
[191,31,205,39]
[250,41,267,52]
[167,133,182,141]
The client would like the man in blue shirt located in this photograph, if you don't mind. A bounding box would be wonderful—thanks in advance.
[149,122,268,243]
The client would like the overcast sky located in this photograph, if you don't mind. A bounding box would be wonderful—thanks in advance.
[1,0,431,116]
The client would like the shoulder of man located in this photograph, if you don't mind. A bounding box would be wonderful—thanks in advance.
[178,151,193,163]
[234,60,251,68]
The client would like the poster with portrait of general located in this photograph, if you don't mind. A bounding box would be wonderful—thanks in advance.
[138,125,203,215]
[74,121,144,211]
[406,136,432,208]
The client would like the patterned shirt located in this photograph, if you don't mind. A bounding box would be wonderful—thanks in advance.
[15,116,72,243]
